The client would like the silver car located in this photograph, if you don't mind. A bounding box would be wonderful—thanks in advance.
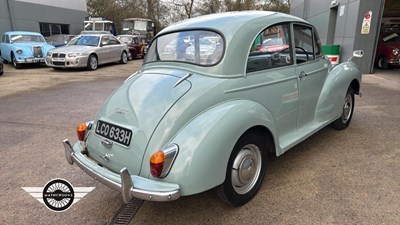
[45,34,128,70]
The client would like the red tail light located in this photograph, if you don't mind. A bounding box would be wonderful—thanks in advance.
[76,123,87,141]
[150,151,165,177]
[149,144,179,178]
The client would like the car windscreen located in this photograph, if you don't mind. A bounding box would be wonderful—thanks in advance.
[11,35,45,43]
[118,36,133,43]
[145,30,224,66]
[68,36,99,47]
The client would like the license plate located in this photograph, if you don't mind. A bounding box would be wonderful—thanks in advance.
[52,58,65,62]
[95,120,132,147]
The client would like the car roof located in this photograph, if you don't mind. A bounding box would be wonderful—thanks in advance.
[5,31,43,36]
[117,34,146,38]
[146,11,310,77]
[159,11,307,37]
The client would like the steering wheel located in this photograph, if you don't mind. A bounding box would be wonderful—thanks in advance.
[295,46,309,62]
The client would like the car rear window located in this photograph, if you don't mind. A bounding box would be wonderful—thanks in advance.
[145,30,224,66]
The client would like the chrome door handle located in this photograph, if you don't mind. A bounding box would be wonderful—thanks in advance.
[299,71,307,79]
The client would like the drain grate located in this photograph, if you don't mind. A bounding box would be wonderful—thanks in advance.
[109,198,144,225]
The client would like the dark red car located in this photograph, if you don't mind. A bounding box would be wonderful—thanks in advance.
[117,34,147,60]
[375,32,400,69]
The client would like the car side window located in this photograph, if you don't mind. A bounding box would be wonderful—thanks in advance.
[101,36,110,46]
[109,36,120,45]
[293,25,316,63]
[247,23,292,73]
[1,35,4,43]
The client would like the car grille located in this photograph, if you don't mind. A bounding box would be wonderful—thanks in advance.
[53,62,65,66]
[52,53,66,58]
[32,46,43,57]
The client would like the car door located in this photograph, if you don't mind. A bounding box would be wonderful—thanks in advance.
[108,36,123,61]
[98,36,113,63]
[293,24,330,132]
[0,34,11,61]
[246,23,299,149]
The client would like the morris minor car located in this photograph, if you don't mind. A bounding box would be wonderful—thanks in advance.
[63,11,363,206]
[0,31,55,69]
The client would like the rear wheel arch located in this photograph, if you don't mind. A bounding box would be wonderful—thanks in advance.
[157,100,278,196]
[215,126,274,206]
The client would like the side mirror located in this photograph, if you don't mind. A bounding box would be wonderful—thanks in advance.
[101,41,108,46]
[348,50,364,62]
[353,50,364,58]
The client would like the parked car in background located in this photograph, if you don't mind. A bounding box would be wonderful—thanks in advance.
[46,34,75,47]
[375,32,400,69]
[0,31,55,69]
[45,33,129,70]
[117,34,147,60]
[258,37,289,52]
[0,59,3,76]
[63,11,363,207]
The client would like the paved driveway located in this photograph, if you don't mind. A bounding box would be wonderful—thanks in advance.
[0,63,399,225]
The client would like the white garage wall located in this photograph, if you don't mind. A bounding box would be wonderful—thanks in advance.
[15,0,87,12]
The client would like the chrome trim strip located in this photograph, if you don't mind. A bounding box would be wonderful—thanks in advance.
[173,72,192,88]
[224,76,297,94]
[62,139,181,203]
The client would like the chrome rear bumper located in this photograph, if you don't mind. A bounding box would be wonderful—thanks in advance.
[63,139,181,203]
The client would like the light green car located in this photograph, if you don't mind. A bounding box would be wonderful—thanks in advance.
[63,11,363,207]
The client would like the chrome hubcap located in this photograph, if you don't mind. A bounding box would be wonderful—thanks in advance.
[231,144,262,194]
[341,93,353,123]
[122,53,127,63]
[90,57,97,70]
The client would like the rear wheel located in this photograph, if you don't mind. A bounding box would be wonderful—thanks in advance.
[216,130,269,207]
[12,53,22,69]
[331,87,355,130]
[87,54,98,71]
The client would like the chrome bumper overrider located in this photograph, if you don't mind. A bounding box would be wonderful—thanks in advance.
[62,139,181,203]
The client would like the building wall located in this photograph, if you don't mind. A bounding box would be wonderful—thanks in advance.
[291,0,385,74]
[0,0,87,36]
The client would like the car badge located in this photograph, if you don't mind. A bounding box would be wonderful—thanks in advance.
[100,153,114,161]
[101,139,113,148]
[115,108,129,114]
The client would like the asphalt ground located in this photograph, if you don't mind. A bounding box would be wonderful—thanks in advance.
[0,62,399,225]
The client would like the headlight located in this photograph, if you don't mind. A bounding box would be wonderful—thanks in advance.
[392,48,399,56]
[68,53,81,57]
[47,51,52,57]
[16,49,23,54]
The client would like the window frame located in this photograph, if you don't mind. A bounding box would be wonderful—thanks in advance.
[292,23,323,63]
[246,22,294,74]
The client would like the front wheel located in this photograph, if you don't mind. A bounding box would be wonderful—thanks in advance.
[215,130,269,207]
[331,87,355,130]
[377,56,389,69]
[87,54,98,71]
[120,51,128,64]
[12,53,22,69]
